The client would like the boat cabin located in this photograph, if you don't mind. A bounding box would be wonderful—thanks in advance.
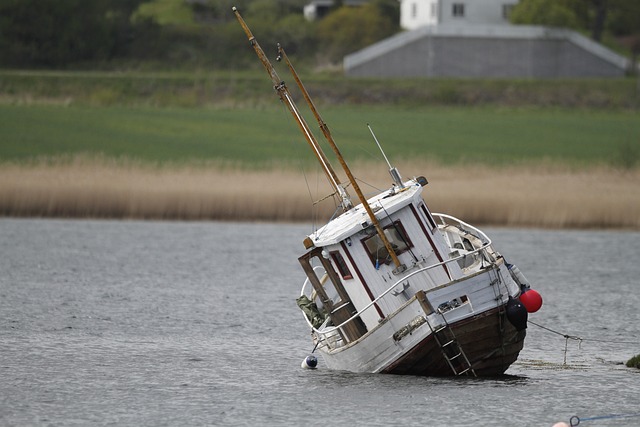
[299,177,488,343]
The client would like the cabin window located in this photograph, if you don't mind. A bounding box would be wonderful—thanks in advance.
[420,203,437,231]
[330,251,353,280]
[411,2,417,18]
[452,3,465,17]
[431,2,437,18]
[362,221,413,267]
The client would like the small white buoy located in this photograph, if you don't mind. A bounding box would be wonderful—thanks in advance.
[552,422,569,427]
[301,355,318,369]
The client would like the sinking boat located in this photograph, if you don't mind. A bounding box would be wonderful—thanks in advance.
[233,7,542,376]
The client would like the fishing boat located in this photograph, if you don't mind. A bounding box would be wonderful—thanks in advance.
[233,7,543,376]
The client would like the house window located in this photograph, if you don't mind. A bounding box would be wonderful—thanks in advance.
[452,3,465,17]
[362,221,413,267]
[331,251,353,280]
[502,4,515,20]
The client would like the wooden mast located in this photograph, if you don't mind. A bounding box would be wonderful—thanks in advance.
[276,45,404,273]
[233,7,404,273]
[232,7,351,210]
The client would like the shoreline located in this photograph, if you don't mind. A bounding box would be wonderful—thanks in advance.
[1,159,638,229]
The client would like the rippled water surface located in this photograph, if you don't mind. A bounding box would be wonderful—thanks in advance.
[1,219,639,426]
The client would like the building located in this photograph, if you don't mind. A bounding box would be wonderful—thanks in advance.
[400,0,517,29]
[344,0,630,78]
[303,0,367,21]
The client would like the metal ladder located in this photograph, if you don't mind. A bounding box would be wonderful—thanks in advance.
[415,290,476,377]
[431,311,476,377]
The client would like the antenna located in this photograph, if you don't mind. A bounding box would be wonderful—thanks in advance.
[367,124,404,188]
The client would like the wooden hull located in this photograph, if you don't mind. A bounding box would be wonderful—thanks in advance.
[381,306,526,376]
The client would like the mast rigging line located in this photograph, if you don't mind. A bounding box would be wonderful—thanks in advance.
[233,6,406,273]
[276,95,323,232]
[232,7,348,209]
[282,90,344,199]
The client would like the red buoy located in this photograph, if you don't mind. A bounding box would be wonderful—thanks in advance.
[520,289,543,313]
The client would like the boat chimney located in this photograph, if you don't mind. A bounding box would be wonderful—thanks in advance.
[367,124,404,189]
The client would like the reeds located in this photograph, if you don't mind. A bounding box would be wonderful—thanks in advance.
[1,156,639,229]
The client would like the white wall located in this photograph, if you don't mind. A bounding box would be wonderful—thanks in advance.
[400,0,438,30]
[400,0,519,30]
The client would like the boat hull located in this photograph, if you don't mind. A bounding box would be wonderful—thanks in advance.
[381,306,526,376]
[312,261,527,377]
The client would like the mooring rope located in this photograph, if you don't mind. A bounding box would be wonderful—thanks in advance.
[527,320,638,365]
[528,320,638,345]
[569,412,640,426]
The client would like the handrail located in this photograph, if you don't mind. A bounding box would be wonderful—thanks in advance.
[433,213,492,246]
[300,214,497,336]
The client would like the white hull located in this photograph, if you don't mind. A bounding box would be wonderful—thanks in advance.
[309,257,525,376]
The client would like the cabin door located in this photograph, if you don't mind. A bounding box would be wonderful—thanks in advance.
[299,248,367,342]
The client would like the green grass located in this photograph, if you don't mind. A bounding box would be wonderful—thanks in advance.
[0,105,285,166]
[1,103,639,168]
[0,69,273,108]
[323,106,640,167]
[2,70,639,109]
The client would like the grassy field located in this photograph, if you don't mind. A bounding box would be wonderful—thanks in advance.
[2,104,639,168]
[2,70,638,109]
[1,70,639,228]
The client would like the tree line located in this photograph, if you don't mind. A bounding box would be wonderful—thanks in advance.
[0,0,399,68]
[0,0,637,69]
[511,0,640,48]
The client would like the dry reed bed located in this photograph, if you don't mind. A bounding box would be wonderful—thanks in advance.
[1,158,638,229]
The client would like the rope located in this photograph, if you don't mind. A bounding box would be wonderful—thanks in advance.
[313,191,338,205]
[569,412,640,426]
[280,96,321,234]
[355,176,384,193]
[528,323,640,426]
[528,320,638,345]
[527,320,638,365]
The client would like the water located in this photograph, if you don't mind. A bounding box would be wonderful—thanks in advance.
[1,219,639,427]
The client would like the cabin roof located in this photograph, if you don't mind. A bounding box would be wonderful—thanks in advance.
[308,179,424,247]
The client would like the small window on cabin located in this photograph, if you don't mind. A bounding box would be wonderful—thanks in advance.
[420,203,437,231]
[452,3,465,17]
[331,251,353,280]
[431,2,437,18]
[362,221,413,267]
[411,2,418,18]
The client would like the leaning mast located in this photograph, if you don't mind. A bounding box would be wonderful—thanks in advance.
[276,44,405,272]
[233,7,404,272]
[232,7,351,210]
